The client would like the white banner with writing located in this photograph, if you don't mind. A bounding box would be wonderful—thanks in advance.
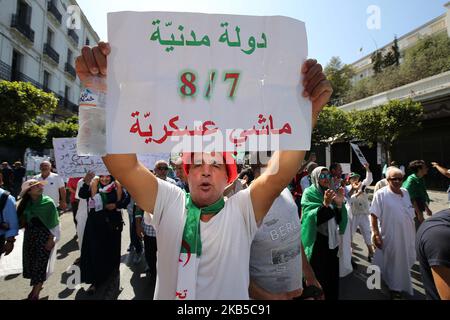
[106,11,310,153]
[350,143,369,167]
[53,138,170,178]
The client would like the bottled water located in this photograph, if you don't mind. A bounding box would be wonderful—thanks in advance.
[77,76,107,156]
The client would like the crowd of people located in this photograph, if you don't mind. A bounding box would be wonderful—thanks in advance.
[0,41,449,301]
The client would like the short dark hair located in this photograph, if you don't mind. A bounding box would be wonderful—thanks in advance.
[408,160,426,174]
[329,162,341,172]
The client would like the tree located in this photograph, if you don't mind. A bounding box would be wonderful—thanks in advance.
[312,105,351,145]
[324,57,355,105]
[0,81,58,137]
[383,36,400,68]
[0,122,47,150]
[371,50,383,74]
[350,99,423,163]
[43,116,79,149]
[401,32,450,83]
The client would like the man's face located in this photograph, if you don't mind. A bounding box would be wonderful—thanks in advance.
[330,165,342,178]
[187,153,228,207]
[155,163,169,179]
[387,172,403,191]
[175,164,186,182]
[40,162,51,174]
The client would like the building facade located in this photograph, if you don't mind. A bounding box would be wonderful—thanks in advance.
[0,0,99,120]
[350,3,450,84]
[334,3,450,191]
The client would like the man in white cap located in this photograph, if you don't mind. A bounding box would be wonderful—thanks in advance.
[34,161,66,211]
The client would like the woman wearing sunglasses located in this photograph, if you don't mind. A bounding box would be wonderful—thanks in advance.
[301,167,348,300]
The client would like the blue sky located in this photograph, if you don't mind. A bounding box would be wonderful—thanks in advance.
[76,0,449,66]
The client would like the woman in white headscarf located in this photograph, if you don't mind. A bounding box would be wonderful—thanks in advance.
[301,166,348,300]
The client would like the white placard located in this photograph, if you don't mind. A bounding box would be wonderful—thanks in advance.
[350,143,368,167]
[53,138,170,178]
[340,163,351,175]
[106,11,310,153]
[53,138,109,178]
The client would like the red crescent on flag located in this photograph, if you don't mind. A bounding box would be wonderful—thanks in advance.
[181,240,191,267]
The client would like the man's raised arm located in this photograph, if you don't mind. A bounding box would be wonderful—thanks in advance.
[250,59,332,224]
[76,42,158,213]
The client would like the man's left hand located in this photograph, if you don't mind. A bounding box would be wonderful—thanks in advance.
[301,59,333,124]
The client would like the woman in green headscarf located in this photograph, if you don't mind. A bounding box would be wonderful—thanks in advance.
[17,179,60,300]
[301,166,347,300]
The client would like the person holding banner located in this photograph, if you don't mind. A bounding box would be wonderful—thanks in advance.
[346,164,374,262]
[75,41,331,299]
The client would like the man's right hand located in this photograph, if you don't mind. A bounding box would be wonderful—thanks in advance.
[75,42,110,83]
[372,233,383,249]
[83,171,95,185]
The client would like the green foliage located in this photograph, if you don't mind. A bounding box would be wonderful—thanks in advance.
[43,116,79,149]
[349,99,423,161]
[0,81,58,137]
[312,105,351,145]
[401,32,450,83]
[0,122,46,149]
[324,57,355,104]
[345,33,450,103]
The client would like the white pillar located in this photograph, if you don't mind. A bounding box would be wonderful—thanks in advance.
[445,2,450,38]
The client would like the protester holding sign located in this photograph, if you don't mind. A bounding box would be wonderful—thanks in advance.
[346,164,374,262]
[75,33,331,299]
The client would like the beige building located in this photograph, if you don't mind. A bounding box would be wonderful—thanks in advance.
[351,3,450,84]
[0,0,99,120]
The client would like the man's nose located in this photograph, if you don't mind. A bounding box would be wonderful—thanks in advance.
[201,165,212,176]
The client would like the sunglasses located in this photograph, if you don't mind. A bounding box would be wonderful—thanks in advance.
[156,167,169,171]
[388,177,403,182]
[319,173,331,179]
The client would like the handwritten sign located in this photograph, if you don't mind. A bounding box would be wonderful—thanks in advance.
[350,143,369,167]
[53,138,170,178]
[106,12,310,153]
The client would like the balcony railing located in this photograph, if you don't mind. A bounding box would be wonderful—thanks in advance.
[10,71,42,89]
[47,1,62,24]
[43,43,60,64]
[10,14,35,43]
[65,62,76,78]
[68,29,79,46]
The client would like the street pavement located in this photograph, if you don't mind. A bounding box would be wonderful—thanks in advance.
[0,190,448,300]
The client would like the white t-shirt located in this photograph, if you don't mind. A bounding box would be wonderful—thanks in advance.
[150,179,258,300]
[250,189,302,293]
[35,173,65,207]
[300,176,311,193]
